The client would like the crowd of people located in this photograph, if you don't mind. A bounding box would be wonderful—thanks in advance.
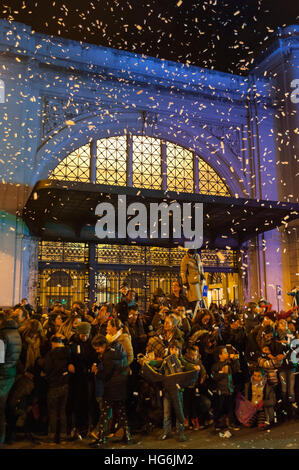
[1,281,299,448]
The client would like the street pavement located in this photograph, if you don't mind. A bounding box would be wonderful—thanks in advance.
[4,419,299,450]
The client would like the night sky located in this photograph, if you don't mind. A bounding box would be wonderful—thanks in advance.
[0,0,298,76]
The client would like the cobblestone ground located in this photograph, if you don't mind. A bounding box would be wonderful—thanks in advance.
[3,420,299,450]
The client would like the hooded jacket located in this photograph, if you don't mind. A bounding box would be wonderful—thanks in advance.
[43,346,70,388]
[97,341,129,401]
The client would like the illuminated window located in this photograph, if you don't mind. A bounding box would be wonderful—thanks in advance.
[197,157,231,196]
[167,142,194,192]
[49,136,230,196]
[132,136,162,190]
[96,136,127,186]
[49,144,91,182]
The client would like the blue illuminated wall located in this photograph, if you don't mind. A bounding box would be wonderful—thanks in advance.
[0,19,298,308]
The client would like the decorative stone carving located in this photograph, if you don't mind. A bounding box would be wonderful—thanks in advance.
[205,125,240,156]
[41,96,100,137]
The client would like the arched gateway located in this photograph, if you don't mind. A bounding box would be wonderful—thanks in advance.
[37,136,241,310]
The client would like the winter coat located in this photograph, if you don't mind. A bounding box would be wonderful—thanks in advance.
[0,319,22,380]
[69,335,97,377]
[166,293,190,310]
[90,320,109,339]
[98,341,129,401]
[43,346,70,388]
[117,332,134,366]
[180,253,205,302]
[126,320,147,355]
[211,360,234,395]
[244,380,276,408]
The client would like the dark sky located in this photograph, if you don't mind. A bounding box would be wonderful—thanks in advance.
[0,0,298,75]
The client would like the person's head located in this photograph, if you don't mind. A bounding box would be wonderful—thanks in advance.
[128,307,139,324]
[163,314,178,332]
[92,335,108,355]
[72,301,83,314]
[217,346,229,362]
[107,318,123,336]
[97,304,110,321]
[11,306,28,325]
[126,289,136,303]
[176,306,186,317]
[76,321,91,342]
[252,368,263,382]
[72,315,82,329]
[185,345,199,362]
[199,310,213,327]
[169,340,181,357]
[121,283,129,296]
[55,314,64,327]
[21,298,27,305]
[172,280,181,296]
[153,287,165,304]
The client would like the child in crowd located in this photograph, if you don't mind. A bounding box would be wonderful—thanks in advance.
[146,340,199,442]
[42,335,70,443]
[183,345,208,431]
[211,346,235,435]
[258,346,281,388]
[244,368,276,429]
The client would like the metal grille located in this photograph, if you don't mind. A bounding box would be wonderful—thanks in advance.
[39,241,89,263]
[197,157,231,196]
[95,270,175,312]
[166,142,194,192]
[37,267,89,309]
[95,244,236,269]
[96,136,127,186]
[96,244,146,265]
[49,144,91,182]
[132,136,162,189]
[38,243,239,310]
[49,136,231,197]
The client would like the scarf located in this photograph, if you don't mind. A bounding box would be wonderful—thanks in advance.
[106,329,122,343]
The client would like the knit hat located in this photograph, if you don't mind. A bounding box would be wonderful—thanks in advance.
[51,335,64,344]
[76,321,91,335]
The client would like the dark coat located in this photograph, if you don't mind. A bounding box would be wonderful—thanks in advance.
[69,335,97,377]
[97,341,128,401]
[90,320,109,339]
[211,360,234,395]
[0,319,22,380]
[244,381,276,408]
[166,293,190,310]
[43,346,70,388]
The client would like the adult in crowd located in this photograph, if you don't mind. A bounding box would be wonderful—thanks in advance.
[0,310,22,447]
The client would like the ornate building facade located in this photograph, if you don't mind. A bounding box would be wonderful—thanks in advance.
[0,20,298,309]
